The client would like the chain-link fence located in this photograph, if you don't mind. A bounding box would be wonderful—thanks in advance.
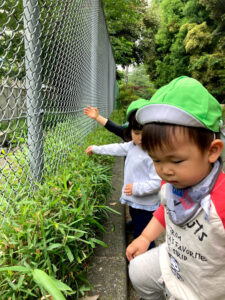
[0,0,116,215]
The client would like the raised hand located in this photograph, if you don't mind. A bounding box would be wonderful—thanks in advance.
[84,106,99,120]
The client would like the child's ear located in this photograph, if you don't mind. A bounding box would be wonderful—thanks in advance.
[208,139,224,163]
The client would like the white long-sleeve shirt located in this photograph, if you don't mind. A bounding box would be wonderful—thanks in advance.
[92,141,161,210]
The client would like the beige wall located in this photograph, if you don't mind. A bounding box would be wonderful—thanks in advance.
[0,86,26,121]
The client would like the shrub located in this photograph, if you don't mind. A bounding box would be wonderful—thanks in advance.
[0,109,124,299]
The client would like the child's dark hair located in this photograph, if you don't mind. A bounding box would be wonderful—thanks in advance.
[123,110,143,141]
[128,110,143,130]
[142,123,217,153]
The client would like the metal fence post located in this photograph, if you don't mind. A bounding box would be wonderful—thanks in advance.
[23,0,44,182]
[90,0,99,110]
[107,48,111,116]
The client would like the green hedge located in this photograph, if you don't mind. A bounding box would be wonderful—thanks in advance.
[0,109,125,299]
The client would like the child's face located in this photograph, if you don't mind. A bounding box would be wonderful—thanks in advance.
[131,129,142,146]
[148,130,212,189]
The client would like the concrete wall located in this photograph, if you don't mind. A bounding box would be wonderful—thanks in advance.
[0,86,27,121]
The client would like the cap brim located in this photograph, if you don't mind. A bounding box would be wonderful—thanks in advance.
[136,104,205,128]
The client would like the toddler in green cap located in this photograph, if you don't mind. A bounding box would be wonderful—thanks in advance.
[86,100,161,247]
[126,76,225,300]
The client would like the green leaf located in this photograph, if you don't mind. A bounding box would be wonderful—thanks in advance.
[15,274,25,289]
[47,243,63,251]
[0,266,30,273]
[89,218,106,232]
[96,205,121,215]
[65,245,74,263]
[32,269,66,300]
[90,238,108,248]
[51,277,72,292]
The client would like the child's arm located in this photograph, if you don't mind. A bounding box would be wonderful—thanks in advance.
[132,179,161,196]
[104,119,126,140]
[86,142,132,157]
[126,216,165,261]
[132,175,161,196]
[123,178,161,196]
[131,158,161,196]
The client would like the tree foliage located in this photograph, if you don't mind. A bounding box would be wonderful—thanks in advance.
[102,0,147,66]
[137,4,160,81]
[2,0,225,101]
[143,0,225,102]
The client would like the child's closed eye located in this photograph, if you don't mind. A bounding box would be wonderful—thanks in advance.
[173,160,184,164]
[153,160,160,163]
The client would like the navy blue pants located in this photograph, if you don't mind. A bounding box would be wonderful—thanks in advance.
[129,206,155,249]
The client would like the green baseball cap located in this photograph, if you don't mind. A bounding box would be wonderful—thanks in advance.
[126,98,150,121]
[136,76,222,132]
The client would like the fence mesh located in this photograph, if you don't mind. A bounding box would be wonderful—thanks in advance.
[0,0,116,221]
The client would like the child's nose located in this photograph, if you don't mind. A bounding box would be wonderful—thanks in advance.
[161,164,174,176]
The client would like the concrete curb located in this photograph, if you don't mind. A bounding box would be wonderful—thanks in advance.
[86,157,127,300]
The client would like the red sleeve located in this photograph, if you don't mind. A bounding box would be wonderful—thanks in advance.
[211,172,225,229]
[153,203,166,228]
[161,180,167,187]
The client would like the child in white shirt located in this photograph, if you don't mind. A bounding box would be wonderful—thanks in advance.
[86,108,161,247]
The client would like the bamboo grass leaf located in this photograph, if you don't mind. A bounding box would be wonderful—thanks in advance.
[32,269,66,300]
[65,245,74,263]
[51,277,72,292]
[90,238,108,248]
[88,218,106,232]
[47,243,63,251]
[0,266,30,273]
[15,274,25,289]
[96,205,121,215]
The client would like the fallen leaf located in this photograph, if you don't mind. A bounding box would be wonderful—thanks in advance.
[41,295,53,300]
[79,295,99,300]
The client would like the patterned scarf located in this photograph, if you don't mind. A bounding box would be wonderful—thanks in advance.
[166,159,222,226]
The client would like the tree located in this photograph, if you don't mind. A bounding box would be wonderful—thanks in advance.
[102,0,147,66]
[137,4,160,82]
[143,0,224,94]
[127,65,156,99]
[128,65,151,87]
[185,0,225,101]
[200,0,225,36]
[151,0,191,86]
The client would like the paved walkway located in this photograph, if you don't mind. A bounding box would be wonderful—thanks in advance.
[86,156,128,300]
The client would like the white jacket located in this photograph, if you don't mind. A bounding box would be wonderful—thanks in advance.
[92,141,161,208]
